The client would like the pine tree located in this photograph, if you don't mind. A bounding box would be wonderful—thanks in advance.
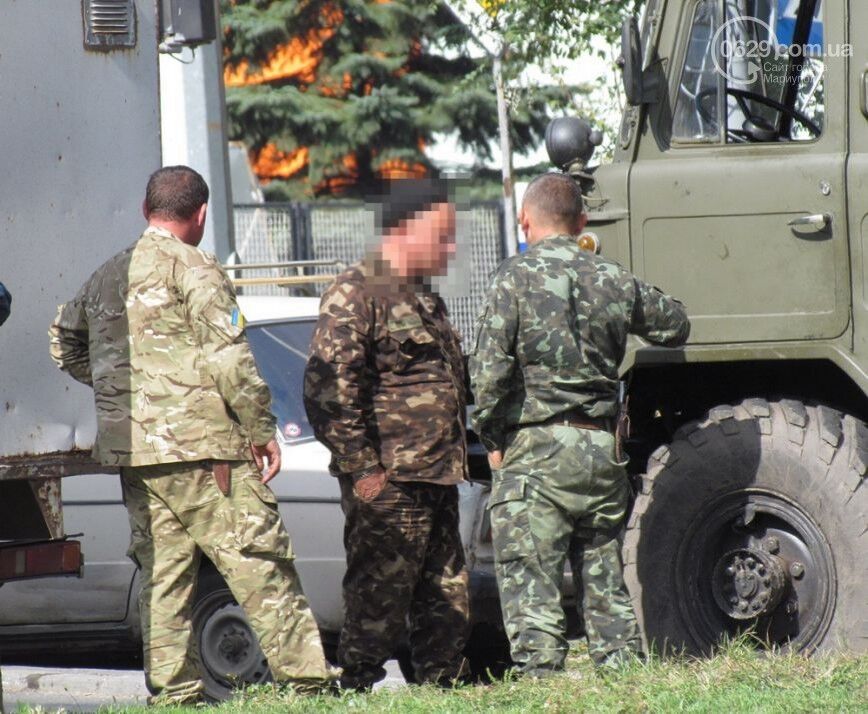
[221,0,563,199]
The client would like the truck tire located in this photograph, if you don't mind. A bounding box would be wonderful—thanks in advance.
[191,572,271,701]
[624,399,867,656]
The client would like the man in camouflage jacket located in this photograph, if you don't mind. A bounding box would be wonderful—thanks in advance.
[49,166,334,703]
[304,179,469,690]
[470,173,690,675]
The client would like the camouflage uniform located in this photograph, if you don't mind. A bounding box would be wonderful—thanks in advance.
[470,234,690,674]
[49,227,333,702]
[304,258,470,689]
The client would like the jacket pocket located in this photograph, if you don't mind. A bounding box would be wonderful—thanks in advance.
[235,475,293,560]
[384,318,437,372]
[487,476,526,508]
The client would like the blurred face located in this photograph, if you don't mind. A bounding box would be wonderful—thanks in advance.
[386,202,456,277]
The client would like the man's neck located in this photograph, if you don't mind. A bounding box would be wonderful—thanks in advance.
[147,218,197,246]
[528,229,571,246]
[379,240,411,278]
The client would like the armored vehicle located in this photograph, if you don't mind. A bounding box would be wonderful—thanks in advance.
[546,0,865,655]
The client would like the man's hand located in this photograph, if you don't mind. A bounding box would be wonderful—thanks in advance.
[251,438,282,484]
[487,450,503,470]
[354,467,387,503]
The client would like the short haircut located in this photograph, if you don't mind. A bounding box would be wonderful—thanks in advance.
[522,172,584,226]
[145,166,209,221]
[375,178,451,233]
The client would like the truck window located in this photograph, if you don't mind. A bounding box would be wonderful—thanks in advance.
[672,0,824,144]
[247,319,316,442]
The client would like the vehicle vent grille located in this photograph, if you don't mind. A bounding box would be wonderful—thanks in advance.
[83,0,136,49]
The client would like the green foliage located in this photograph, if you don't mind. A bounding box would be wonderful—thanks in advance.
[221,0,570,198]
[466,0,644,69]
[86,640,867,713]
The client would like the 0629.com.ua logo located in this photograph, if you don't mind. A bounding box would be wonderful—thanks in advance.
[711,14,851,86]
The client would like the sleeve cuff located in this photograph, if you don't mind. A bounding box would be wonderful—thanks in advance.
[249,415,278,446]
[332,447,381,477]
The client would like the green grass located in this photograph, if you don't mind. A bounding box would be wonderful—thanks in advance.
[18,640,868,714]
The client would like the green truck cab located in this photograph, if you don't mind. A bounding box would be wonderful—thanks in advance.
[547,0,865,656]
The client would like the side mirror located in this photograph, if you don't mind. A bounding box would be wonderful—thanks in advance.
[619,16,644,106]
[618,16,662,106]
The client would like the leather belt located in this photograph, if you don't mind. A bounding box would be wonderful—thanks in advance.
[511,412,614,433]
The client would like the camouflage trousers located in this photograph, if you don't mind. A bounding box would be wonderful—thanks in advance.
[490,425,642,674]
[337,477,470,689]
[120,460,334,703]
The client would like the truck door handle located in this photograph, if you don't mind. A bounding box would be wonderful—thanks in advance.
[788,214,830,229]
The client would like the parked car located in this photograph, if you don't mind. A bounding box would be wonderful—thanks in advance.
[0,295,515,698]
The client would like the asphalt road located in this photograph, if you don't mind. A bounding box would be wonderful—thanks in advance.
[2,660,406,711]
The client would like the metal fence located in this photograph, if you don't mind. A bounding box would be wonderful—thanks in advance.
[232,201,505,342]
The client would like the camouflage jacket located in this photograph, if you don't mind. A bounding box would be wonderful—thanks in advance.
[303,259,467,484]
[470,234,690,452]
[49,227,276,466]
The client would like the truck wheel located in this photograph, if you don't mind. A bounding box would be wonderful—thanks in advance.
[624,399,867,656]
[191,573,271,701]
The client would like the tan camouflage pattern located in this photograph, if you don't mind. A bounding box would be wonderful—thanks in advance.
[470,234,689,453]
[303,258,467,483]
[489,426,641,672]
[122,460,335,702]
[471,233,689,672]
[336,477,470,689]
[49,227,276,466]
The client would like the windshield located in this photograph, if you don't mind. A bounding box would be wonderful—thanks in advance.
[672,0,825,144]
[246,319,316,443]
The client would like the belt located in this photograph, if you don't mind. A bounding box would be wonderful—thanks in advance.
[510,412,613,433]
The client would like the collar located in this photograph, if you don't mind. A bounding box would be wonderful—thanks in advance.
[143,225,180,241]
[362,251,433,295]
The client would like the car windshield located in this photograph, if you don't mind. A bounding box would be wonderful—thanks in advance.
[246,319,316,443]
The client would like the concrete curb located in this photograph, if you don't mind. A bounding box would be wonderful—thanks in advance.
[2,665,148,710]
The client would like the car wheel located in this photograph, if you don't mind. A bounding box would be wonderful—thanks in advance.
[191,574,271,701]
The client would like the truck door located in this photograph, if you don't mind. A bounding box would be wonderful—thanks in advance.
[629,0,849,344]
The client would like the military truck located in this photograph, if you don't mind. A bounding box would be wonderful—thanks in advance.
[545,0,865,655]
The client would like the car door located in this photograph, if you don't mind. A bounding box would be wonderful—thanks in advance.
[629,0,849,345]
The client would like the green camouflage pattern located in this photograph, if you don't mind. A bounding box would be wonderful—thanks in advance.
[49,227,275,466]
[304,258,467,483]
[122,460,335,702]
[469,234,689,453]
[489,426,641,672]
[336,477,469,689]
[470,233,689,671]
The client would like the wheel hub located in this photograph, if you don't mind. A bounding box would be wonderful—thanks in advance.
[712,548,787,620]
[217,626,251,664]
[200,601,268,684]
[677,488,835,652]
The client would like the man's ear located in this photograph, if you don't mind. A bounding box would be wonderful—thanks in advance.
[196,203,208,227]
[142,199,149,222]
[518,206,530,235]
[575,212,588,234]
